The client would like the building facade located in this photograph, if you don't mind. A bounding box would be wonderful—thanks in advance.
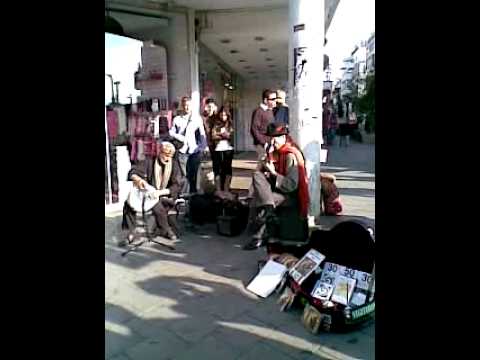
[366,32,375,74]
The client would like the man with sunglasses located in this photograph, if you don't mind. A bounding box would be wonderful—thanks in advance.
[250,89,276,161]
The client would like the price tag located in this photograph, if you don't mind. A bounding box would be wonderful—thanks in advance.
[320,262,345,285]
[341,267,357,280]
[355,271,373,291]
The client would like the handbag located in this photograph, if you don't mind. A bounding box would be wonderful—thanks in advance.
[170,115,192,150]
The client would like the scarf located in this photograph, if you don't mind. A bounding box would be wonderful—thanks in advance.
[276,141,310,218]
[154,158,173,190]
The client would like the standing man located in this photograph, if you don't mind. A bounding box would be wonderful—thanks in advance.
[169,96,207,193]
[250,89,276,162]
[273,89,289,125]
[247,89,276,199]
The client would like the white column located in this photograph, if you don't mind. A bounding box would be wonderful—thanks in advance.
[288,0,324,221]
[187,9,200,115]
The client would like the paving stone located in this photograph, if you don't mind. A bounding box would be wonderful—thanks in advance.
[165,311,221,343]
[313,331,375,360]
[173,335,240,360]
[125,328,190,360]
[105,328,145,359]
[197,291,259,321]
[105,303,138,325]
[237,341,297,360]
[125,313,187,340]
[106,353,131,360]
[209,317,266,352]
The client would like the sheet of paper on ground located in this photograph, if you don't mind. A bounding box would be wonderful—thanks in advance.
[247,260,288,298]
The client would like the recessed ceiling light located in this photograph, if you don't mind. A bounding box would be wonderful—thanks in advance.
[254,36,265,41]
[238,59,247,63]
[265,58,273,61]
[230,50,239,54]
[220,39,231,44]
[259,48,268,52]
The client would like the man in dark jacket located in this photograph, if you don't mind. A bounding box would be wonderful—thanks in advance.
[122,142,183,242]
[273,89,289,125]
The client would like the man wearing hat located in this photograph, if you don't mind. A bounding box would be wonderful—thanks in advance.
[243,123,310,250]
[122,141,183,243]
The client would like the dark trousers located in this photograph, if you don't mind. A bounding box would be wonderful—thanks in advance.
[187,151,202,193]
[122,199,173,237]
[212,150,234,189]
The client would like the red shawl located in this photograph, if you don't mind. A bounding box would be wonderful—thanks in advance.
[275,141,310,218]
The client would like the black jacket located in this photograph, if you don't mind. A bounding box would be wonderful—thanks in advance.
[273,105,289,125]
[127,156,183,200]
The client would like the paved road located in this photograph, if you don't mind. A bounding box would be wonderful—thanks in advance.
[105,142,375,360]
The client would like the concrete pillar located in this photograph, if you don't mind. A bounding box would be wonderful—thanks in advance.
[187,9,200,115]
[288,0,324,221]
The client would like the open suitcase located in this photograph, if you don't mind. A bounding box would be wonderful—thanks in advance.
[268,220,375,332]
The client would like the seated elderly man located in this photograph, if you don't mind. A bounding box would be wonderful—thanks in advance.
[243,123,310,250]
[122,141,183,243]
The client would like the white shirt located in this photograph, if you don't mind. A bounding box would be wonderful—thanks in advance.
[169,112,206,154]
[215,127,234,151]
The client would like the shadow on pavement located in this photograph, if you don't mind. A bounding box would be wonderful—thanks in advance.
[106,272,374,360]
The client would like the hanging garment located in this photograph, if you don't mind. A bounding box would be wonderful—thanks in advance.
[106,110,119,139]
[109,145,119,202]
[137,140,146,161]
[113,106,127,134]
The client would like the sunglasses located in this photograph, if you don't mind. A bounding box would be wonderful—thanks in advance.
[268,97,277,101]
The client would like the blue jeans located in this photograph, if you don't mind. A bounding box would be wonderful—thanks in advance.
[186,151,202,193]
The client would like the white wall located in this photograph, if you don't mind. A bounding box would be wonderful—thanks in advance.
[127,12,192,108]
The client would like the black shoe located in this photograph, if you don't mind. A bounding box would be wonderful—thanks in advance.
[242,239,262,251]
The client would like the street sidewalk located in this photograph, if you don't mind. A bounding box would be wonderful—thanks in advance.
[105,142,375,360]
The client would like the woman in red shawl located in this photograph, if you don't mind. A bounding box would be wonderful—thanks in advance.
[243,122,310,250]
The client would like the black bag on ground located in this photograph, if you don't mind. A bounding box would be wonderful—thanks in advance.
[189,194,218,224]
[216,199,249,236]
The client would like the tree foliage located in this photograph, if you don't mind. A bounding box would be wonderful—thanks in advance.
[354,74,375,133]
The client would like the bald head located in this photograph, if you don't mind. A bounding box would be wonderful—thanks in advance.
[276,90,286,105]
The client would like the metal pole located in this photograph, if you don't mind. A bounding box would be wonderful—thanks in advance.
[107,74,115,104]
[114,81,121,103]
